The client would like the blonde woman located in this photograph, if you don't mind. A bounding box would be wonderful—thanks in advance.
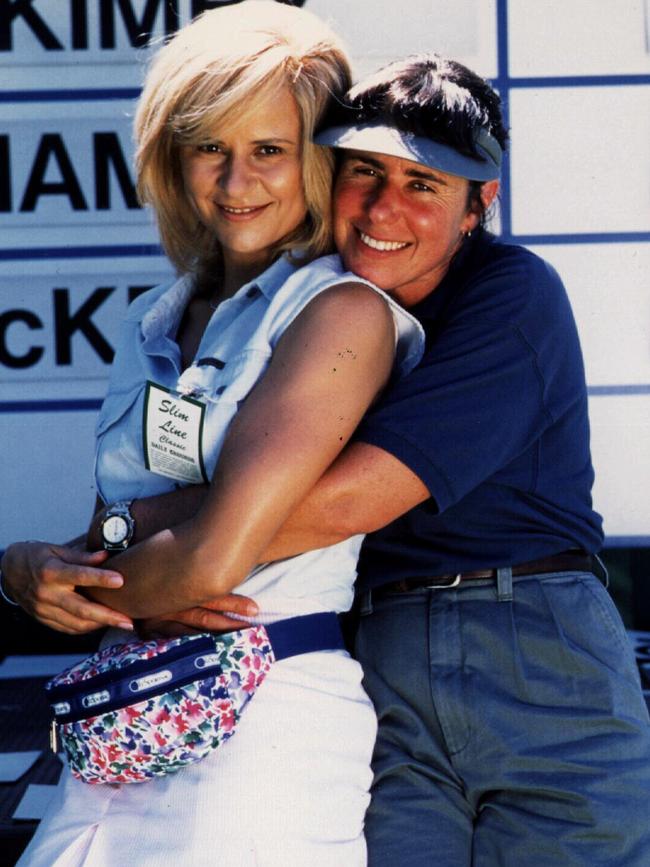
[7,3,423,865]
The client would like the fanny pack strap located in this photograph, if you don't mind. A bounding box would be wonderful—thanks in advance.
[49,612,345,725]
[266,611,344,660]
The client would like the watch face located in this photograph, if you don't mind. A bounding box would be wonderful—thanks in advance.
[103,515,129,545]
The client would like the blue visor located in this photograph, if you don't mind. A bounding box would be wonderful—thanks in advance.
[314,121,501,182]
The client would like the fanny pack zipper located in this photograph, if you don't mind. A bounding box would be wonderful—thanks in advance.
[47,634,223,724]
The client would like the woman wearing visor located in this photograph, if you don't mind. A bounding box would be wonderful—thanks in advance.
[166,55,649,864]
[303,56,650,866]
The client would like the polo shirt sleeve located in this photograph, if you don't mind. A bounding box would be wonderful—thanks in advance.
[354,250,580,514]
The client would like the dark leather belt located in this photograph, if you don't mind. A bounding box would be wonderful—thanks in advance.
[374,550,605,596]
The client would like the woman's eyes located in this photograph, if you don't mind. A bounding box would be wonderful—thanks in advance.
[257,144,283,156]
[351,165,379,177]
[410,181,435,193]
[348,166,436,194]
[195,144,284,157]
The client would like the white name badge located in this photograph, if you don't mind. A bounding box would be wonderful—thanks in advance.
[143,382,208,484]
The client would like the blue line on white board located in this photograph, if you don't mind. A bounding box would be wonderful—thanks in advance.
[493,0,512,238]
[0,78,646,107]
[511,233,650,245]
[0,89,140,103]
[2,233,648,263]
[509,75,650,89]
[0,245,163,261]
[589,385,650,396]
[603,537,650,548]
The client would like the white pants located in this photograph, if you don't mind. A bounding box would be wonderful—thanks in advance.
[19,650,376,867]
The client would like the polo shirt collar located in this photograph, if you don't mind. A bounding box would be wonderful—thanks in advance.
[411,228,493,325]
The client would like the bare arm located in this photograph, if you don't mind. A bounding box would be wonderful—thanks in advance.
[260,440,430,560]
[133,441,430,636]
[93,437,429,563]
[87,284,396,618]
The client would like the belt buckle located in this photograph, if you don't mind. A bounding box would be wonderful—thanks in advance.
[426,573,462,590]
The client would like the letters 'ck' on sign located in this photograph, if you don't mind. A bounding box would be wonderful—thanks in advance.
[0,285,152,371]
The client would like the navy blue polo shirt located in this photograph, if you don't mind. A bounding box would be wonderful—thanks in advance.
[355,230,604,589]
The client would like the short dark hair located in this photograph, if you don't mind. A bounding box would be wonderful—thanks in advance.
[323,53,508,160]
[322,54,508,222]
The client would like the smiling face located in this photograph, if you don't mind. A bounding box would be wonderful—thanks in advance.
[333,150,487,308]
[179,86,307,275]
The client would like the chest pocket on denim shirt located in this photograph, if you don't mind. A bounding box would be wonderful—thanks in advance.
[94,384,155,502]
[181,348,272,480]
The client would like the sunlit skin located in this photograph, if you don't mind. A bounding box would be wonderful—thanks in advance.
[180,86,307,284]
[333,150,498,308]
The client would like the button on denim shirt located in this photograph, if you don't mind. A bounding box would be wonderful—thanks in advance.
[95,254,424,620]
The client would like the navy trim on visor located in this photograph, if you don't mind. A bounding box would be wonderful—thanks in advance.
[314,121,501,181]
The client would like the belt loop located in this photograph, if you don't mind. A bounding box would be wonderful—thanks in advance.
[593,554,609,589]
[358,589,374,617]
[496,566,513,602]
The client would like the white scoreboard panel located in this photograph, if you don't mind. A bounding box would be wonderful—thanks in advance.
[1,0,649,548]
[1,101,155,251]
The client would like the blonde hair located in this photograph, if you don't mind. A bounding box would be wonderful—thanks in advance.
[135,1,351,275]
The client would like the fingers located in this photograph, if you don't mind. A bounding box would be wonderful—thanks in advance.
[36,549,123,591]
[65,568,124,590]
[31,589,134,634]
[56,546,110,565]
[137,619,202,639]
[2,541,132,634]
[64,596,134,631]
[208,614,256,633]
[152,607,247,634]
[54,547,122,585]
[14,542,122,593]
[201,594,258,618]
[138,594,262,640]
[148,595,259,635]
[166,607,226,632]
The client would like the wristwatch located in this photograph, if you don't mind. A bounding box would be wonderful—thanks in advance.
[100,500,135,551]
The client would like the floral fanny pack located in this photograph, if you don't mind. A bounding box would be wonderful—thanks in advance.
[46,612,344,785]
